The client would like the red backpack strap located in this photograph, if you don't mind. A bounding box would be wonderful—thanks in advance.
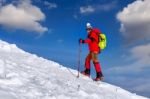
[92,28,101,36]
[92,28,101,43]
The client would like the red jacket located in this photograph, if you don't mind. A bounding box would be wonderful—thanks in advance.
[83,28,101,53]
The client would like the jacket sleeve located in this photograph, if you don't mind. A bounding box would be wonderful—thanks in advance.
[83,36,95,44]
[83,38,92,44]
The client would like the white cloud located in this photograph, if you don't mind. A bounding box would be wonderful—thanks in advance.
[108,76,150,97]
[44,1,57,9]
[80,1,116,14]
[98,1,117,11]
[57,39,63,43]
[80,5,95,14]
[0,0,48,34]
[133,82,150,93]
[117,0,150,44]
[73,14,78,19]
[131,44,150,61]
[108,43,150,73]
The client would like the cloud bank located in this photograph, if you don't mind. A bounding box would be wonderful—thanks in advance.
[117,0,150,44]
[0,0,48,34]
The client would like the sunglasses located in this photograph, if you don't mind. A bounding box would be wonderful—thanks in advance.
[86,28,92,31]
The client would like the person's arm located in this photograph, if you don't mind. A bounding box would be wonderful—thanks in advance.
[79,32,95,44]
[79,35,94,44]
[83,37,94,43]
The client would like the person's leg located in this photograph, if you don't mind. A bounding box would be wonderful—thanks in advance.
[81,52,92,76]
[85,52,92,70]
[91,52,104,81]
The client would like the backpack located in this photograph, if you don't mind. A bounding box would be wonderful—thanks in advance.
[98,33,107,50]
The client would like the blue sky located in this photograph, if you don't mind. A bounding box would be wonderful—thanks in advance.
[0,0,150,98]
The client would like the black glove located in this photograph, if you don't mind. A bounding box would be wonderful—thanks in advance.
[79,39,84,44]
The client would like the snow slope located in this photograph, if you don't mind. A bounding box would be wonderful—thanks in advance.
[0,40,148,99]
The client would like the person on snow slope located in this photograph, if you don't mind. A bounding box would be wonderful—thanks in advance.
[79,23,104,81]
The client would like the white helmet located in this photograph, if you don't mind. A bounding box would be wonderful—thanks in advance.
[86,22,92,29]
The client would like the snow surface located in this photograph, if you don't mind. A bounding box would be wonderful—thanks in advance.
[0,39,149,99]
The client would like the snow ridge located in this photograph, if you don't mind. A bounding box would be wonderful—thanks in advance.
[0,39,148,99]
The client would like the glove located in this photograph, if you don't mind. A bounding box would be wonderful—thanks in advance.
[79,39,84,44]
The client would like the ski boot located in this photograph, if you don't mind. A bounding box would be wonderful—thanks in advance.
[81,69,90,77]
[94,72,104,81]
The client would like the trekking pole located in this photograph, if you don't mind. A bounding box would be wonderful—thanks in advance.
[77,43,82,78]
